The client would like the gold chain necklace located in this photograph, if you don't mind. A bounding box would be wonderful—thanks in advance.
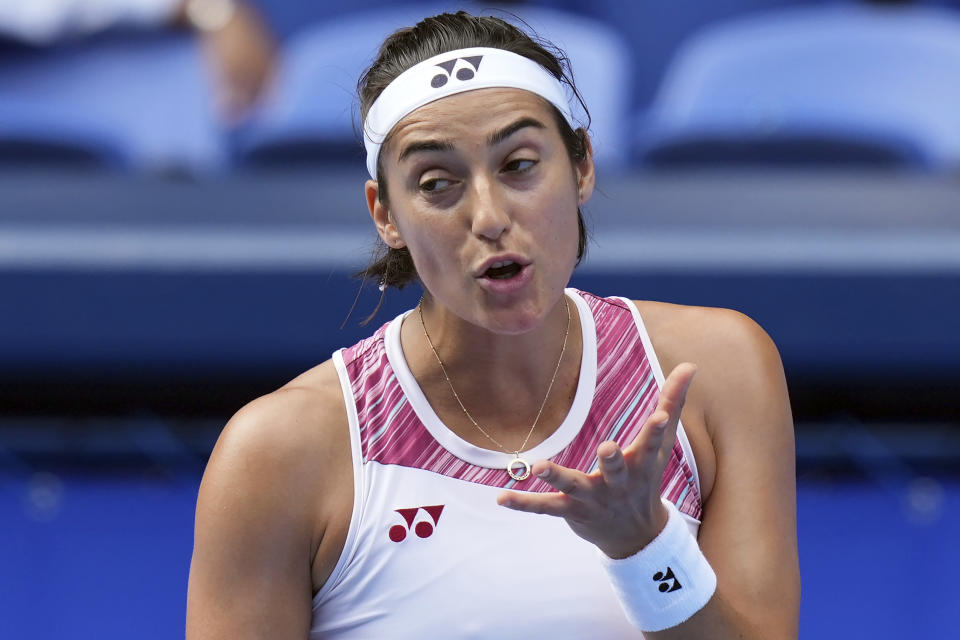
[417,297,571,481]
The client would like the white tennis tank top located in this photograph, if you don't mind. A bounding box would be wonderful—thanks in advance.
[312,289,703,638]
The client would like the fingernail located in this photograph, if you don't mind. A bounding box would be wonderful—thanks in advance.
[535,468,549,478]
[602,449,618,460]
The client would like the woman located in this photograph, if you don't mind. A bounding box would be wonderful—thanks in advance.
[187,11,799,639]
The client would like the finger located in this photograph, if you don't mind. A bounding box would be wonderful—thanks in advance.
[657,362,698,418]
[597,441,630,489]
[622,411,670,463]
[653,363,696,454]
[531,460,590,498]
[623,364,697,460]
[497,490,571,517]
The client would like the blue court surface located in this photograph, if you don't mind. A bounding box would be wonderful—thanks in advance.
[0,467,956,639]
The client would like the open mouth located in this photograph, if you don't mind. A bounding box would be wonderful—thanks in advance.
[484,260,524,280]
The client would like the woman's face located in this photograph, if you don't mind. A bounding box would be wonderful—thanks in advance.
[367,88,594,334]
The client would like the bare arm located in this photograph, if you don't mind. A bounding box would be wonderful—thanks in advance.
[174,0,277,122]
[500,306,799,639]
[649,308,799,639]
[186,373,349,639]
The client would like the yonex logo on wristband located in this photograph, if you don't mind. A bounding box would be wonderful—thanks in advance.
[430,56,484,88]
[602,500,715,631]
[653,567,682,593]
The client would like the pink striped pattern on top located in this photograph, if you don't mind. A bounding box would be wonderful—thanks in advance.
[338,290,702,520]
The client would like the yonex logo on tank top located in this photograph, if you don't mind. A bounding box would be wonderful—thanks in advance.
[430,56,483,87]
[388,505,445,542]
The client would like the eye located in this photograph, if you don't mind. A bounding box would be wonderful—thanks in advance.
[419,177,454,193]
[503,158,536,173]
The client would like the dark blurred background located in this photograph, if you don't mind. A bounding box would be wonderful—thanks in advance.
[1,0,958,637]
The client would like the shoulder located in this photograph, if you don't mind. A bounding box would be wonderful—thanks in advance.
[222,359,345,456]
[198,358,352,534]
[584,292,777,362]
[214,358,349,487]
[633,299,788,415]
[630,300,785,404]
[631,300,777,360]
[629,300,792,498]
[187,359,353,635]
[187,362,352,637]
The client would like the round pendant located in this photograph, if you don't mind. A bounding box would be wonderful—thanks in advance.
[507,457,531,481]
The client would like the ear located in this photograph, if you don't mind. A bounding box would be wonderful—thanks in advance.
[573,131,596,205]
[365,179,405,248]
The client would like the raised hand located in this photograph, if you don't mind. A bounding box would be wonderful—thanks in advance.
[198,2,277,124]
[497,362,698,559]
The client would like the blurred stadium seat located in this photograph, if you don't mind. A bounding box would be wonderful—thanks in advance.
[233,2,449,168]
[249,0,410,39]
[524,0,816,112]
[0,32,224,173]
[235,2,634,172]
[635,4,960,169]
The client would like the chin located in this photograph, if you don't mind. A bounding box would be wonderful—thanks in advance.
[487,316,540,336]
[479,293,559,335]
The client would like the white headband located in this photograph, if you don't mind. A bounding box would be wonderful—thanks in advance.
[362,46,576,178]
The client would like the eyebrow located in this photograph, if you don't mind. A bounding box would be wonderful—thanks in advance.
[487,117,546,147]
[396,117,548,164]
[397,139,456,163]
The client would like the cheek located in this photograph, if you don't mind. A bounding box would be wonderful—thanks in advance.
[401,218,462,279]
[539,189,581,257]
[558,217,581,270]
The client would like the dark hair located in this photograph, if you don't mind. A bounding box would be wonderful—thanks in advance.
[354,11,591,305]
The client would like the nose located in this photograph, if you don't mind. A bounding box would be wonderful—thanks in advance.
[469,175,511,241]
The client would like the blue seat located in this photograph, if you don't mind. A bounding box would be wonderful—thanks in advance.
[235,3,634,172]
[233,3,447,169]
[524,0,817,112]
[500,5,634,171]
[249,0,404,39]
[635,5,960,170]
[0,33,225,173]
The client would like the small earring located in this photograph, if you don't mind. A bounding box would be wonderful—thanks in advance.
[378,279,387,292]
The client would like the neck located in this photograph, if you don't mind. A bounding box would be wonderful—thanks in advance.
[401,291,582,451]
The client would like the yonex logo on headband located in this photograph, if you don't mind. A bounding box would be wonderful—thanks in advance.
[431,56,483,88]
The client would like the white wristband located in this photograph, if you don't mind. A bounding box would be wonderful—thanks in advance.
[599,498,717,632]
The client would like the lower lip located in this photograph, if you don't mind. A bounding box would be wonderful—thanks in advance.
[477,264,533,295]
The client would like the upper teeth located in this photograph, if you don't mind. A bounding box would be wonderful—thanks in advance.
[490,260,515,269]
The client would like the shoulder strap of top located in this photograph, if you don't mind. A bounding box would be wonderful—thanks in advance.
[612,296,702,507]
